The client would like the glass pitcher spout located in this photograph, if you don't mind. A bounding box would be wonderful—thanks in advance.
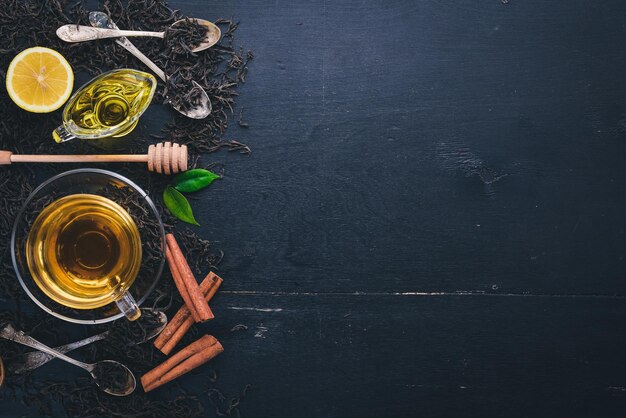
[53,125,76,143]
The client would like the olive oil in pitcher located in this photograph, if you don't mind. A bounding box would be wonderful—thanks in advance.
[53,69,156,143]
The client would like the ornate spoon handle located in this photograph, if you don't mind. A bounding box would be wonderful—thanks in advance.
[10,331,109,375]
[0,324,92,372]
[57,25,164,43]
[89,12,166,81]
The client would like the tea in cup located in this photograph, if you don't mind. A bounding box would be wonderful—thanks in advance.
[26,193,142,320]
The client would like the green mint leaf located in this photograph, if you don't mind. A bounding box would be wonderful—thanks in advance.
[163,186,200,226]
[174,169,220,193]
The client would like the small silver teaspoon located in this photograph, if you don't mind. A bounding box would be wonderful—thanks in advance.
[57,18,221,52]
[0,323,136,396]
[10,309,167,375]
[87,11,211,119]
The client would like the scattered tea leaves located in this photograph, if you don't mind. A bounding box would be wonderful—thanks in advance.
[174,169,220,193]
[163,186,199,226]
[164,17,209,55]
[165,72,208,115]
[0,0,252,415]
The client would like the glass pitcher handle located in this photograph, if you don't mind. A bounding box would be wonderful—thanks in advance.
[115,292,142,321]
[52,125,76,143]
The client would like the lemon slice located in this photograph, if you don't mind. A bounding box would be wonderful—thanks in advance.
[6,47,74,113]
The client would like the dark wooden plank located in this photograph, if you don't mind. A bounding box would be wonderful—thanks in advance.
[125,293,626,417]
[175,0,626,295]
[8,293,626,417]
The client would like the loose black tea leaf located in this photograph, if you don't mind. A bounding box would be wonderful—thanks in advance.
[238,107,249,128]
[225,140,252,154]
[164,17,209,55]
[208,384,252,418]
[177,227,223,275]
[166,72,208,114]
[230,324,248,332]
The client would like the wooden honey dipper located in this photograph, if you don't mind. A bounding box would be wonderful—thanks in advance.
[0,142,188,174]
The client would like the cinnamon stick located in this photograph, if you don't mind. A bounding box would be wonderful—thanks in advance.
[165,246,201,322]
[154,272,223,355]
[141,334,224,392]
[159,276,221,355]
[165,233,213,322]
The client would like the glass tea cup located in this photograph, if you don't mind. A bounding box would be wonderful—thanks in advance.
[12,169,165,324]
[53,69,156,143]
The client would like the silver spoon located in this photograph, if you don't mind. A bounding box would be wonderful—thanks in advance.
[87,11,211,119]
[0,323,136,396]
[10,309,167,375]
[57,18,221,52]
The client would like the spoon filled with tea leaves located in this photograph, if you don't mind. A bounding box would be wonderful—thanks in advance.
[0,323,136,396]
[57,17,221,52]
[9,309,167,375]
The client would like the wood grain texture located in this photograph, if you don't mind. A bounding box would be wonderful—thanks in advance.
[178,0,626,415]
[164,293,626,417]
[191,0,626,296]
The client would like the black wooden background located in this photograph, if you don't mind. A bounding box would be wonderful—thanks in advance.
[7,0,626,416]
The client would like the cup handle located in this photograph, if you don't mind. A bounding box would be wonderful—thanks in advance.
[114,292,142,321]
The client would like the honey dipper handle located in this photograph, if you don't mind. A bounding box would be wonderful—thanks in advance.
[0,142,186,174]
[0,151,13,165]
[10,154,148,164]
